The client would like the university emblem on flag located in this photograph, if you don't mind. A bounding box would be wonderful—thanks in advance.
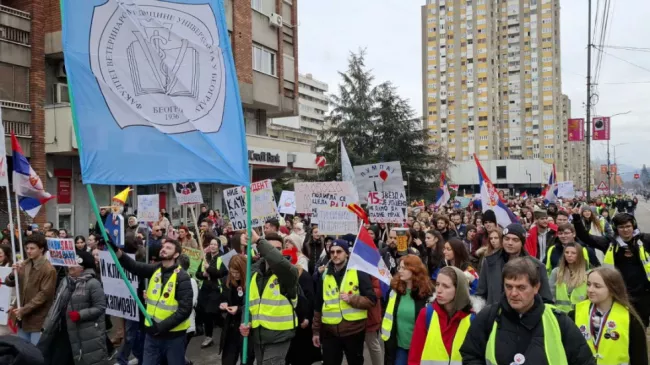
[90,0,227,134]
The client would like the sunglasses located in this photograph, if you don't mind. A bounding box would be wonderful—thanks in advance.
[330,250,345,255]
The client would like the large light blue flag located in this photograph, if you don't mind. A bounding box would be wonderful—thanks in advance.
[61,0,249,185]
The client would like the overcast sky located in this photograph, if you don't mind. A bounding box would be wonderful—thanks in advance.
[298,0,650,174]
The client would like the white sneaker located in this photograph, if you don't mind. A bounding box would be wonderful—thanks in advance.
[128,359,139,365]
[201,337,213,348]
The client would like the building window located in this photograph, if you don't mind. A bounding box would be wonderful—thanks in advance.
[253,45,276,76]
[0,63,29,104]
[251,0,264,12]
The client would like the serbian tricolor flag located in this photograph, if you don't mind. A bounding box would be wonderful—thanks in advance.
[12,133,55,217]
[543,164,558,204]
[348,226,392,295]
[521,191,528,200]
[474,154,518,227]
[435,172,451,208]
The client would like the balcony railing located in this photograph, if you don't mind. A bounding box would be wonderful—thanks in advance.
[3,120,30,137]
[0,25,29,45]
[0,5,30,19]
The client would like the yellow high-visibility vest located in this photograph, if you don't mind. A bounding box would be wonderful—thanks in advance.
[604,240,650,281]
[248,272,298,331]
[555,281,587,313]
[420,306,472,365]
[486,305,568,365]
[545,245,590,276]
[322,269,367,325]
[575,300,630,365]
[145,266,190,332]
[381,290,397,340]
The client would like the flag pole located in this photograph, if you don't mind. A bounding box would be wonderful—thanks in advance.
[86,184,152,326]
[13,192,24,261]
[6,188,21,308]
[242,185,253,363]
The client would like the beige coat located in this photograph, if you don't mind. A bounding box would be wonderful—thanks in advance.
[5,255,57,332]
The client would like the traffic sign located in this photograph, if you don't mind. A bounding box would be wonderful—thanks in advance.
[634,173,640,179]
[597,181,609,191]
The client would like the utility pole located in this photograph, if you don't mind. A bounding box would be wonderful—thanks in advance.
[585,0,593,200]
[607,142,611,194]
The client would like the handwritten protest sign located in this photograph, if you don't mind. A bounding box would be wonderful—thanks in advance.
[99,251,139,321]
[311,192,355,225]
[558,181,575,198]
[317,208,358,235]
[173,182,204,205]
[278,191,296,215]
[294,181,356,214]
[354,161,405,204]
[0,267,11,325]
[223,179,277,230]
[367,191,407,224]
[182,247,203,277]
[46,238,77,266]
[137,194,159,222]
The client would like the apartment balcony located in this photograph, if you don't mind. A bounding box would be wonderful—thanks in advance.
[0,100,32,157]
[44,104,77,154]
[0,5,31,67]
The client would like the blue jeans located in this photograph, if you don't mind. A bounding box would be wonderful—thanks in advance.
[117,320,144,365]
[395,347,409,365]
[16,328,41,345]
[142,333,186,365]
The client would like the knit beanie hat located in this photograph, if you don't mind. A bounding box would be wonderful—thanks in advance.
[287,233,304,252]
[503,223,527,244]
[483,210,497,225]
[332,239,349,255]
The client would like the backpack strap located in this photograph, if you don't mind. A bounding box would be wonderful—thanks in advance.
[425,304,435,329]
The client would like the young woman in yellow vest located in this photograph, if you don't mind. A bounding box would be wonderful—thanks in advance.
[196,236,228,348]
[408,266,484,365]
[549,242,589,313]
[380,255,433,365]
[569,266,648,365]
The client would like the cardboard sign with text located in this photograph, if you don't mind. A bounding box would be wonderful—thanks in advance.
[0,267,11,325]
[317,207,358,235]
[367,190,407,224]
[137,194,159,222]
[99,251,139,321]
[353,161,405,205]
[46,238,77,266]
[223,179,277,230]
[294,181,356,214]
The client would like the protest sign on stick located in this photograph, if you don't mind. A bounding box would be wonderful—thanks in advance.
[367,191,407,224]
[137,194,159,222]
[278,191,296,215]
[224,180,277,230]
[173,183,204,205]
[353,161,405,205]
[0,267,11,325]
[99,251,139,321]
[317,208,358,235]
[294,182,356,214]
[182,247,203,277]
[46,238,77,266]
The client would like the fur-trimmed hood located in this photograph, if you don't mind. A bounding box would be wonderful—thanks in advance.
[429,292,487,313]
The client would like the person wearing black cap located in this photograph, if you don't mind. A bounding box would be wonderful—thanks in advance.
[313,239,377,365]
[476,223,553,305]
[469,210,498,261]
[39,249,109,365]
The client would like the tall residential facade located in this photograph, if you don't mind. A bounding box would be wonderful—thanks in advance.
[562,95,587,189]
[1,0,318,233]
[421,0,564,170]
[268,73,329,148]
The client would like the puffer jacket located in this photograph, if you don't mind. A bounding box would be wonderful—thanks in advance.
[38,269,108,365]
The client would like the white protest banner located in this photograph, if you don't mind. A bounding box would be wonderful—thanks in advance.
[311,192,355,225]
[354,161,406,204]
[173,182,203,205]
[137,194,159,222]
[46,238,77,266]
[558,181,575,198]
[99,251,139,321]
[294,181,356,214]
[317,208,358,235]
[277,191,296,215]
[223,180,277,230]
[0,267,11,325]
[367,191,407,224]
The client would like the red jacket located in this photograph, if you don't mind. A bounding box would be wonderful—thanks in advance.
[408,301,471,364]
[365,276,383,332]
[524,223,557,259]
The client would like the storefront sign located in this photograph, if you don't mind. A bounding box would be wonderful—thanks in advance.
[247,147,287,167]
[57,178,72,204]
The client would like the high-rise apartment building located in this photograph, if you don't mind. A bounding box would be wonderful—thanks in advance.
[562,94,587,189]
[421,0,564,168]
[268,73,329,147]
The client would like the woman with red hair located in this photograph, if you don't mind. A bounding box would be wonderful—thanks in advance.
[380,254,434,365]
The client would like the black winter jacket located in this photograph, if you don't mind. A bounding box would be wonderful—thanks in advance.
[460,295,596,365]
[572,213,650,299]
[196,252,228,314]
[118,254,193,338]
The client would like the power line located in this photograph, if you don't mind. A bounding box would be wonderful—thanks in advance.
[597,45,650,53]
[594,46,650,74]
[600,80,650,85]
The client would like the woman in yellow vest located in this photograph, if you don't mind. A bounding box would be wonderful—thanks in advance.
[380,255,433,365]
[408,266,484,364]
[570,266,648,365]
[549,242,588,313]
[196,236,228,348]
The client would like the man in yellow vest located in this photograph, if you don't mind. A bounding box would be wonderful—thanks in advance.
[239,230,299,364]
[312,239,377,365]
[110,238,192,365]
[460,257,596,365]
[572,210,650,327]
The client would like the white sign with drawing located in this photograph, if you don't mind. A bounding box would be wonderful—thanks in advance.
[354,161,406,204]
[277,190,296,215]
[173,182,204,205]
[137,194,159,222]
